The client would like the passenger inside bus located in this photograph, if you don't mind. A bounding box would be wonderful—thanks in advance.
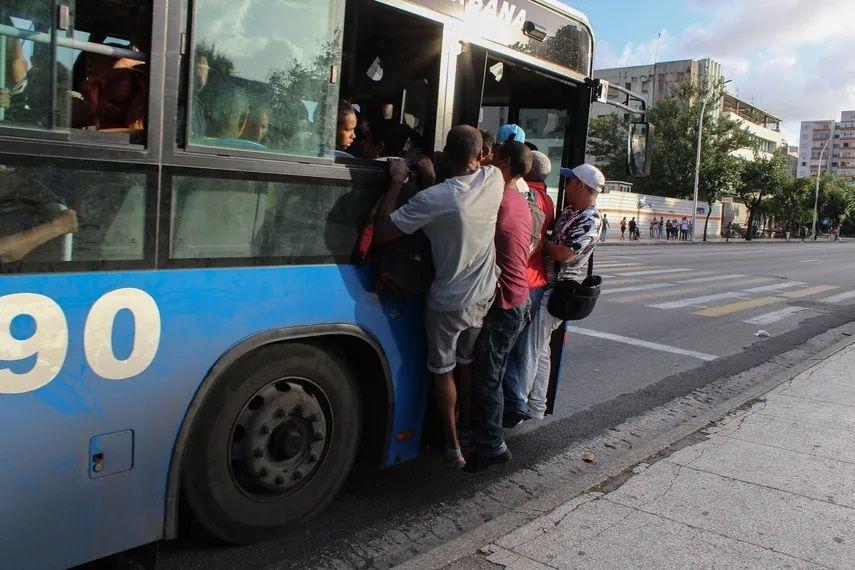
[1,0,151,139]
[338,0,442,163]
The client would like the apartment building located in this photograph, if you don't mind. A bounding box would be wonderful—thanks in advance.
[593,58,723,111]
[797,111,855,180]
[721,92,787,159]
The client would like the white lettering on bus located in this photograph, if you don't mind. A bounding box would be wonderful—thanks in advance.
[84,288,161,381]
[0,293,68,394]
[0,288,161,394]
[451,0,527,28]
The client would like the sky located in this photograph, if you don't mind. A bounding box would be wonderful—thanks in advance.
[565,0,855,145]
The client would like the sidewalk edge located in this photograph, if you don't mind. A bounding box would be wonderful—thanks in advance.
[398,327,855,569]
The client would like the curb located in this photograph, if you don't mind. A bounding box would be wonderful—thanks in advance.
[398,326,855,569]
[597,239,849,247]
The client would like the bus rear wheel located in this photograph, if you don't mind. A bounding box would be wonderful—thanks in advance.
[182,342,361,543]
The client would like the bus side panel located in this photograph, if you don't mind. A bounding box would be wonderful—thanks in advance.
[0,264,427,568]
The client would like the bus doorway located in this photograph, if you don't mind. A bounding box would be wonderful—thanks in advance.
[453,46,587,192]
[339,0,443,161]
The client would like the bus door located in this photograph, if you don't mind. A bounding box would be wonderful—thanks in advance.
[451,46,590,415]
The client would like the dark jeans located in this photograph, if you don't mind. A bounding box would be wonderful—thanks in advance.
[472,300,531,457]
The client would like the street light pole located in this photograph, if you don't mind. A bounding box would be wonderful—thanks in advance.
[690,78,730,243]
[812,137,831,240]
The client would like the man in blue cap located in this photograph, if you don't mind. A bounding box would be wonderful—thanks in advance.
[496,124,526,145]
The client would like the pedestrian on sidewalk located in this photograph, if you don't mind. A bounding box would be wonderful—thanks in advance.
[680,217,689,240]
[649,216,656,239]
[620,217,627,240]
[658,216,665,239]
[502,151,554,429]
[628,217,638,241]
[468,140,533,472]
[600,213,610,242]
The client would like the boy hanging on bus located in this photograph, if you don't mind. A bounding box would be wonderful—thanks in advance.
[372,125,504,469]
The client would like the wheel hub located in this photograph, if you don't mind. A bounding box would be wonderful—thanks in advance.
[230,379,328,497]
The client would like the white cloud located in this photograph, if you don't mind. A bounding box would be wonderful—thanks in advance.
[601,0,855,148]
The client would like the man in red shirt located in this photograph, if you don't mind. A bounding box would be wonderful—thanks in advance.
[501,151,555,426]
[468,141,533,471]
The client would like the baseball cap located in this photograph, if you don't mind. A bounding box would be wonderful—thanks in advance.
[497,124,526,144]
[526,151,552,182]
[559,164,605,193]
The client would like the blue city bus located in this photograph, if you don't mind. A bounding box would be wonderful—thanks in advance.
[0,0,649,566]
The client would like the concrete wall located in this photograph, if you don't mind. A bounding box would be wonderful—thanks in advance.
[595,190,723,240]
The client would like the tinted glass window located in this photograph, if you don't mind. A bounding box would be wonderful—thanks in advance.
[1,0,151,141]
[188,0,344,158]
[170,175,378,262]
[1,0,71,131]
[478,57,574,189]
[0,161,150,270]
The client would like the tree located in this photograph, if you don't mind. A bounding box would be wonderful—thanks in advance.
[735,150,790,240]
[768,176,813,232]
[587,114,628,181]
[817,174,855,232]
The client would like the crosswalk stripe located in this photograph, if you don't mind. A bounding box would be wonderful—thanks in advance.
[617,268,695,277]
[744,281,805,293]
[677,274,745,284]
[694,296,782,317]
[609,278,773,304]
[596,262,648,268]
[603,283,672,295]
[821,290,855,304]
[780,285,838,298]
[604,271,718,287]
[649,291,745,309]
[570,327,718,361]
[744,307,809,325]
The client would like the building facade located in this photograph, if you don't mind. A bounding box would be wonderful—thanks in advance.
[721,93,787,159]
[797,111,855,180]
[593,58,723,111]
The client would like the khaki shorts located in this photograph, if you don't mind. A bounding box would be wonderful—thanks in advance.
[424,295,494,374]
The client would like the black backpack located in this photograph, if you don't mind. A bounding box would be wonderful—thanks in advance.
[355,179,434,298]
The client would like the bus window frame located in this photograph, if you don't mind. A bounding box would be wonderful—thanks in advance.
[157,164,388,270]
[0,0,167,162]
[0,154,159,275]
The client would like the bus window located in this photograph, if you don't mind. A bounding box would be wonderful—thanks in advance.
[169,174,378,263]
[476,56,576,188]
[0,160,150,269]
[337,0,442,161]
[1,0,151,142]
[186,0,345,158]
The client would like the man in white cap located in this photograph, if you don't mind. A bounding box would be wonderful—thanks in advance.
[522,163,605,420]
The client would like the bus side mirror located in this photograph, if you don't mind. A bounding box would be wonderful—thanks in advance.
[628,122,654,177]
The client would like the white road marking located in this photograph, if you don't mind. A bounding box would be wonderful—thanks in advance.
[799,259,819,263]
[820,290,855,304]
[648,291,746,309]
[677,274,745,284]
[570,327,718,361]
[743,281,804,293]
[617,268,695,277]
[743,307,808,325]
[603,283,672,295]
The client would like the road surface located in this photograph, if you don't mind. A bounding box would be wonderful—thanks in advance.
[159,240,855,569]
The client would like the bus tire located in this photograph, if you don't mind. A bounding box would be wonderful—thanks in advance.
[182,342,361,543]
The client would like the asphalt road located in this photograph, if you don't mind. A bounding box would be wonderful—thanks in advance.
[159,240,855,569]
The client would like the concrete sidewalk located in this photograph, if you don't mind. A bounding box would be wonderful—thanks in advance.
[453,341,855,569]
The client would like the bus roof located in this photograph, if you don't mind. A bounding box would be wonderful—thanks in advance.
[534,0,591,29]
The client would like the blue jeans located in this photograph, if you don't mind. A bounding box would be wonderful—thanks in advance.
[503,287,547,414]
[472,300,530,457]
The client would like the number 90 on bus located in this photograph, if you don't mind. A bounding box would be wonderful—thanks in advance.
[0,289,162,394]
